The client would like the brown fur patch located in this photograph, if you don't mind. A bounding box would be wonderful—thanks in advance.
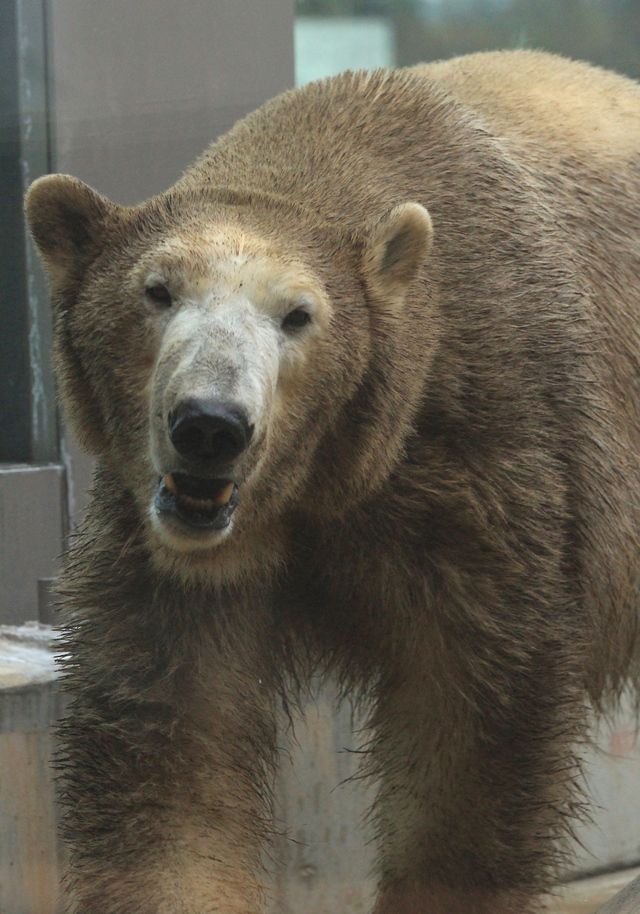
[26,50,640,913]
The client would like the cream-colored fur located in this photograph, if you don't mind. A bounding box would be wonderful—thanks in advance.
[416,50,640,159]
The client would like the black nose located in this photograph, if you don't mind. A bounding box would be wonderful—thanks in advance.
[169,399,253,465]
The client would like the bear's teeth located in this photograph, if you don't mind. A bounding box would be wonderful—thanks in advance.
[164,473,178,494]
[215,482,235,506]
[171,482,235,510]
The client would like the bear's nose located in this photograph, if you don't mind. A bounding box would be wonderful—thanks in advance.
[168,399,253,465]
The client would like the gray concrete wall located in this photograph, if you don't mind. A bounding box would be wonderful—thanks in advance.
[0,466,65,625]
[48,0,295,204]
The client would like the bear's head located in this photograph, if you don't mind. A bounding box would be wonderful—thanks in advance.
[26,176,434,567]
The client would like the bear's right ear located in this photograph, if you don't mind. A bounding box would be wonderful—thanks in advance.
[25,175,118,287]
[361,202,433,312]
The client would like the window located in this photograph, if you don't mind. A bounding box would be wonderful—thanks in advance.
[295,0,640,84]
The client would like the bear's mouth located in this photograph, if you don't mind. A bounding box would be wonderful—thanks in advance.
[155,472,239,530]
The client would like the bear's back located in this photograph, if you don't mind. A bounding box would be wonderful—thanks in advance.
[415,49,640,163]
[181,51,640,238]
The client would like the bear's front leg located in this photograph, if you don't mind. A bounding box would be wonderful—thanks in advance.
[366,636,584,914]
[57,568,280,914]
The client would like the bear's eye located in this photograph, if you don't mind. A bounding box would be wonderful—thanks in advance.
[281,307,312,332]
[145,283,173,308]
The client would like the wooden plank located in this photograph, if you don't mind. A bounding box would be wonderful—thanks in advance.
[0,626,64,913]
[0,729,62,914]
[569,695,640,875]
[269,688,376,914]
[597,874,640,913]
[545,868,640,914]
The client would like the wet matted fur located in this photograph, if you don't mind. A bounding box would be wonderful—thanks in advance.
[26,50,640,914]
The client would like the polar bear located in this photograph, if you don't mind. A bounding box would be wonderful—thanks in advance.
[26,50,640,914]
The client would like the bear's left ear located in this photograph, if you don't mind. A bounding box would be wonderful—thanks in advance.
[361,202,433,310]
[25,174,119,288]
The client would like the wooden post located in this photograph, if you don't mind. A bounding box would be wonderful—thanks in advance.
[0,625,65,914]
[596,874,640,914]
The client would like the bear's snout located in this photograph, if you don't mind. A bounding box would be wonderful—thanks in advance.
[169,398,254,468]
